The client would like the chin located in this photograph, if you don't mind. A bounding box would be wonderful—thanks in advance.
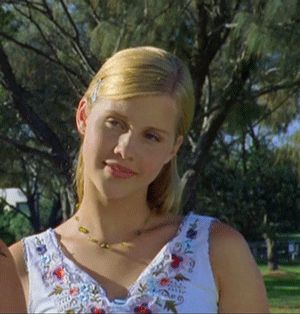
[98,183,147,202]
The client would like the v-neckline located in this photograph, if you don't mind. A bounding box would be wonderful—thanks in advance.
[48,212,193,305]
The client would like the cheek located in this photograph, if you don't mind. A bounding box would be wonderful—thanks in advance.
[140,152,169,181]
[91,121,122,146]
[82,128,111,166]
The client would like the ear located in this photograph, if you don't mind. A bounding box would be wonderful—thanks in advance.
[164,135,184,164]
[76,98,89,136]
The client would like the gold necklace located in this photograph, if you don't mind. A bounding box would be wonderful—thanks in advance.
[74,212,153,249]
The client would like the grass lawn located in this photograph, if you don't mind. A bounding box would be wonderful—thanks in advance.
[259,262,300,313]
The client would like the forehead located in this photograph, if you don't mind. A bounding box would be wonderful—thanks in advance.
[91,95,179,129]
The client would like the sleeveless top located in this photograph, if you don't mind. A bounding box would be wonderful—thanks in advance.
[22,212,219,313]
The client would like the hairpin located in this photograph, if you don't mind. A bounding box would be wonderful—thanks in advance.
[91,79,102,103]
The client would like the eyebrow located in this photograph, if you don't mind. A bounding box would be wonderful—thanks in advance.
[104,110,170,135]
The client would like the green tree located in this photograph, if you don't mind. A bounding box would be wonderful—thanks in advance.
[197,139,299,270]
[0,1,299,271]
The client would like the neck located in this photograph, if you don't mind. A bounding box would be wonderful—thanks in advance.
[74,189,154,244]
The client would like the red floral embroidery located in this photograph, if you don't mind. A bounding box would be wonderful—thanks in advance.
[53,266,64,280]
[171,254,183,268]
[34,213,200,313]
[159,277,170,286]
[134,303,152,314]
[91,307,105,314]
[69,287,79,296]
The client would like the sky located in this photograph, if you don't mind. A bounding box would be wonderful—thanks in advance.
[272,117,300,147]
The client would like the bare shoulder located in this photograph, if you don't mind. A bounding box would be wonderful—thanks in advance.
[9,240,29,301]
[9,240,27,277]
[0,240,27,312]
[209,220,269,313]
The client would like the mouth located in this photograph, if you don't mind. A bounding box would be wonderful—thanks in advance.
[104,162,137,179]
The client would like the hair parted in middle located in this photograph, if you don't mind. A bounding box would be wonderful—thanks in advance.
[75,46,195,214]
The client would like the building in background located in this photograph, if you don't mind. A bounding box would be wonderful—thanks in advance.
[0,188,29,215]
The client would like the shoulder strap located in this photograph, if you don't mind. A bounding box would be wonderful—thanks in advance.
[22,229,59,272]
[193,215,220,302]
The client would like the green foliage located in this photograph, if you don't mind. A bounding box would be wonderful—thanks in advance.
[0,205,33,245]
[198,143,300,240]
[90,21,120,59]
[277,130,300,174]
[225,97,265,135]
[0,0,300,243]
[234,0,299,56]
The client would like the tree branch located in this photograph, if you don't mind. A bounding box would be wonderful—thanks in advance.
[250,91,295,130]
[14,4,86,94]
[0,44,71,172]
[253,79,300,97]
[191,0,236,133]
[0,30,87,87]
[38,0,96,75]
[182,51,255,214]
[83,0,101,24]
[1,0,47,14]
[113,23,126,54]
[58,0,80,40]
[0,134,54,162]
[9,0,96,76]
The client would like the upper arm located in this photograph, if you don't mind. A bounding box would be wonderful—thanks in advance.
[9,241,29,307]
[0,240,26,313]
[9,240,28,279]
[210,221,269,313]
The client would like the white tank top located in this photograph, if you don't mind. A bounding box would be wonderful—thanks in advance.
[22,212,219,313]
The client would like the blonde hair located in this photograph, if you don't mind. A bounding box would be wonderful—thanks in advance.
[75,46,195,214]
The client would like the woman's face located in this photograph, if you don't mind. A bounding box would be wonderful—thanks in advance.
[77,94,183,201]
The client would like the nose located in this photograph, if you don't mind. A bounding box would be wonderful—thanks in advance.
[113,131,136,160]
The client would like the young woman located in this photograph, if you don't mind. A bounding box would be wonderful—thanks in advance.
[0,239,26,313]
[9,46,269,313]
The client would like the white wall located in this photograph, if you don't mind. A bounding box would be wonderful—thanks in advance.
[0,188,27,211]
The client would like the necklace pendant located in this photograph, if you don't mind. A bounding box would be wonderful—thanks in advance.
[79,226,89,234]
[89,237,98,244]
[100,242,110,249]
[121,242,133,248]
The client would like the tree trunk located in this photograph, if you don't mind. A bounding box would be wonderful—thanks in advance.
[27,194,41,232]
[265,237,279,271]
[47,196,61,228]
[263,213,279,271]
[182,53,255,215]
[66,180,77,217]
[60,186,69,222]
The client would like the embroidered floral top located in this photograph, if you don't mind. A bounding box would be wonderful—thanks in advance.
[22,212,219,313]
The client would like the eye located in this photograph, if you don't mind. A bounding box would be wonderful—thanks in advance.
[145,132,161,142]
[105,118,125,129]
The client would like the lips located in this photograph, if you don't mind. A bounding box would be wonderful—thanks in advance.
[104,162,136,179]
